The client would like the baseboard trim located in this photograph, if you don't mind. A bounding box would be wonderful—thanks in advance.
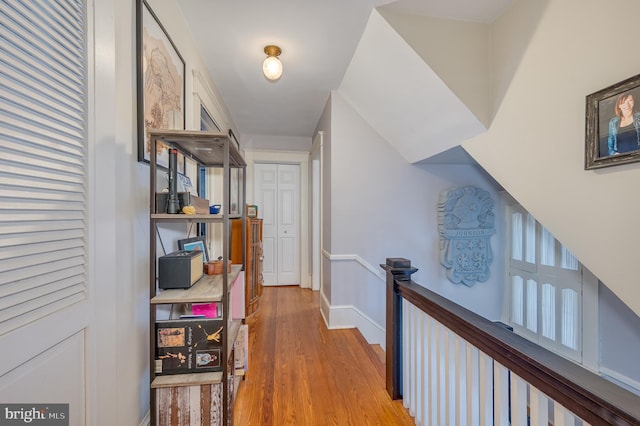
[599,366,640,396]
[320,293,385,349]
[319,251,386,348]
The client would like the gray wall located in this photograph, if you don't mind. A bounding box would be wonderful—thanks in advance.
[322,91,505,329]
[599,283,640,392]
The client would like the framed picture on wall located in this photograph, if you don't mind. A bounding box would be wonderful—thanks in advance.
[178,237,209,263]
[585,73,640,170]
[136,0,186,168]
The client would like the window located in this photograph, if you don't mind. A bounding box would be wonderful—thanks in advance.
[505,203,585,362]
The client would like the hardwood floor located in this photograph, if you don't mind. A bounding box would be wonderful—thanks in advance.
[233,286,414,426]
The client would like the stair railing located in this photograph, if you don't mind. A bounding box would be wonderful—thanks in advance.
[383,258,640,425]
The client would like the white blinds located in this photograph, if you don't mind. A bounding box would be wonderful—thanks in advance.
[507,206,583,361]
[511,212,523,261]
[0,0,87,335]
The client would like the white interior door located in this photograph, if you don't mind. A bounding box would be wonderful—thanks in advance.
[254,163,300,286]
[256,164,277,285]
[0,1,94,423]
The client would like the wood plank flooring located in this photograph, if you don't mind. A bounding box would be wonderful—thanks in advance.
[233,286,414,426]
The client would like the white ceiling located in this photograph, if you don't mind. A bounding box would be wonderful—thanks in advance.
[177,0,514,141]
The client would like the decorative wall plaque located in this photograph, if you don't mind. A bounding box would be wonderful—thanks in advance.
[437,186,495,286]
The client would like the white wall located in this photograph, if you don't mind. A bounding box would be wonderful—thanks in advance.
[463,0,640,317]
[599,284,640,392]
[315,97,333,309]
[141,1,236,135]
[113,0,147,423]
[243,134,312,151]
[319,91,505,344]
[378,8,492,127]
[338,10,486,164]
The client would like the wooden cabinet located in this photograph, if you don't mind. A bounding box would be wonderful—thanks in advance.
[148,130,246,426]
[231,217,263,316]
[246,218,263,316]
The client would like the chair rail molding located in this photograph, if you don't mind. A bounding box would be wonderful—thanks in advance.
[321,250,386,346]
[322,250,385,281]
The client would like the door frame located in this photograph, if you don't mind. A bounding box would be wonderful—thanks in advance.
[310,132,323,292]
[244,149,310,288]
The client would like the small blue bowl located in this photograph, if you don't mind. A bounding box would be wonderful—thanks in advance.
[209,204,221,214]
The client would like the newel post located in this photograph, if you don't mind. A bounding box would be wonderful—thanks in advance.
[382,257,418,400]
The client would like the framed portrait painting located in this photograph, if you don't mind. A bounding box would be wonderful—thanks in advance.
[136,0,185,168]
[585,73,640,170]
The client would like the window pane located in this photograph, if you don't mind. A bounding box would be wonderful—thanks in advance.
[561,246,578,271]
[512,276,524,326]
[512,213,523,261]
[562,289,578,350]
[526,279,538,333]
[525,214,536,263]
[542,283,556,341]
[541,227,555,266]
[506,205,584,359]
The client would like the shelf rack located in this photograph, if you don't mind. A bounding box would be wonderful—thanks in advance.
[148,130,246,426]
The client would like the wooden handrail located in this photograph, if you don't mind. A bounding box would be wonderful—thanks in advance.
[383,258,640,425]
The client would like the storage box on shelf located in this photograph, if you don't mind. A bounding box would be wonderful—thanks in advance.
[148,130,247,426]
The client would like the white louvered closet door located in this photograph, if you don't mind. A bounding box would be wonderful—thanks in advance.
[0,0,89,422]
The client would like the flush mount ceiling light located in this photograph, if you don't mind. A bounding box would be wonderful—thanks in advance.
[262,45,283,81]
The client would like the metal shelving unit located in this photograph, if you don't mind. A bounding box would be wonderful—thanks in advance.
[148,130,246,425]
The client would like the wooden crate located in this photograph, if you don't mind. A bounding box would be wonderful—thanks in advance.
[155,383,222,426]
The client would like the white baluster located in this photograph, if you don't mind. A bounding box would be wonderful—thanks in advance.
[493,362,510,426]
[478,352,493,426]
[427,316,437,426]
[444,328,453,426]
[402,299,410,411]
[553,401,576,426]
[407,303,415,416]
[456,337,466,426]
[529,386,549,426]
[510,373,528,426]
[416,310,425,426]
[466,345,480,426]
[436,321,445,425]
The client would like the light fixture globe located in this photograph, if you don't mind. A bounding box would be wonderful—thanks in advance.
[262,45,283,81]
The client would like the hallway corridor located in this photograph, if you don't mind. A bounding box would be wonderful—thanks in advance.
[233,286,414,425]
